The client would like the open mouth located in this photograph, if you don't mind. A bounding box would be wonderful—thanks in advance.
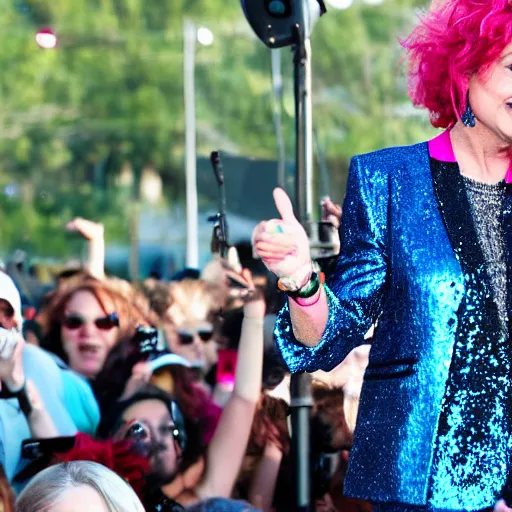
[78,342,101,356]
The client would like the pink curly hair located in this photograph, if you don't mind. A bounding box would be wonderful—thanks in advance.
[402,0,512,128]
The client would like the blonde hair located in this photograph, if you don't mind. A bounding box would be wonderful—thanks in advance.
[15,461,145,512]
[167,279,217,326]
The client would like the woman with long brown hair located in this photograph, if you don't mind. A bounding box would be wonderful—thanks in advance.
[38,275,151,380]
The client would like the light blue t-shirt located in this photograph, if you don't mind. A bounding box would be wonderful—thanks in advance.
[60,367,100,435]
[0,344,99,486]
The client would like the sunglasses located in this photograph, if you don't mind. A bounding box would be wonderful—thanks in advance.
[177,328,214,345]
[62,312,120,331]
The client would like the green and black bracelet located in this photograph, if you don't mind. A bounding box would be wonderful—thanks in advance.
[285,271,325,299]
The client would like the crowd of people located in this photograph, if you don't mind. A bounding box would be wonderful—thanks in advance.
[6,0,512,509]
[0,194,366,512]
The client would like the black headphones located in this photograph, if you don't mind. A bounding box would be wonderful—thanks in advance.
[169,400,187,454]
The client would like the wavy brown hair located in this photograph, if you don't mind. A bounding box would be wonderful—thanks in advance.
[138,279,173,319]
[247,394,289,456]
[311,381,352,453]
[37,275,153,365]
[167,279,218,326]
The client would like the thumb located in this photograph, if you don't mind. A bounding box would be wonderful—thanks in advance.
[273,188,297,223]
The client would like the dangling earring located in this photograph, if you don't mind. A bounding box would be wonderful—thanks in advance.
[462,93,476,128]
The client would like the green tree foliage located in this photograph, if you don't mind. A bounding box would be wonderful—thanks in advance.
[0,0,431,258]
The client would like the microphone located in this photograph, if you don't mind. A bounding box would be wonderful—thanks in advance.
[210,151,224,186]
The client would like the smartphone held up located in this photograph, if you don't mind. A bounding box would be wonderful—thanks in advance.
[0,328,20,361]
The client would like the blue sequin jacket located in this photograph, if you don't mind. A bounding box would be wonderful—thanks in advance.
[275,140,512,506]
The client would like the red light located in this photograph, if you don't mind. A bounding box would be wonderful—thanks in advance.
[36,28,57,49]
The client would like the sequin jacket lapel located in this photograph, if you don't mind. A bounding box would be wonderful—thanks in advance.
[431,159,489,280]
[274,141,502,505]
[427,158,508,509]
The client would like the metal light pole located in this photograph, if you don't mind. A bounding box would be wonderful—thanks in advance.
[271,48,287,188]
[291,13,315,510]
[183,18,199,269]
[183,20,214,269]
[294,36,314,224]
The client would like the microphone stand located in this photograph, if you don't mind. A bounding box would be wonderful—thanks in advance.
[239,2,328,509]
[290,5,314,511]
[208,151,229,258]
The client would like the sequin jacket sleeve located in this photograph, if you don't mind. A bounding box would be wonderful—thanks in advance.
[275,154,389,373]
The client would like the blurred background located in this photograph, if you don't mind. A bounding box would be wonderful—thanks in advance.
[0,0,433,280]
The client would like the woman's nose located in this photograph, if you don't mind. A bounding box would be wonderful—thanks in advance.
[79,320,95,335]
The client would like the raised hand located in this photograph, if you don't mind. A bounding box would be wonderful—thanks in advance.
[120,361,153,401]
[252,188,312,291]
[66,217,104,242]
[240,268,266,319]
[66,217,106,279]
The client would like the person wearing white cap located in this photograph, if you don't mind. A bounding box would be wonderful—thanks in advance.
[0,270,23,330]
[0,271,99,490]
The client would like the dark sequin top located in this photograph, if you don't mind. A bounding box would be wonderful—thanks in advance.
[463,175,507,328]
[428,162,510,510]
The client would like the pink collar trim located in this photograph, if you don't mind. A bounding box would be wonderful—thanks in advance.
[428,130,456,162]
[428,129,512,184]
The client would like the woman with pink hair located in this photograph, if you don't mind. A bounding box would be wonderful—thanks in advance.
[253,1,512,511]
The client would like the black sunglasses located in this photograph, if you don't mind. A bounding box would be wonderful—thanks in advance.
[177,328,214,345]
[62,312,120,331]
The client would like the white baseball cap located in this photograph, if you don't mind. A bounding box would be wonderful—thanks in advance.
[0,271,22,326]
[148,353,192,373]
